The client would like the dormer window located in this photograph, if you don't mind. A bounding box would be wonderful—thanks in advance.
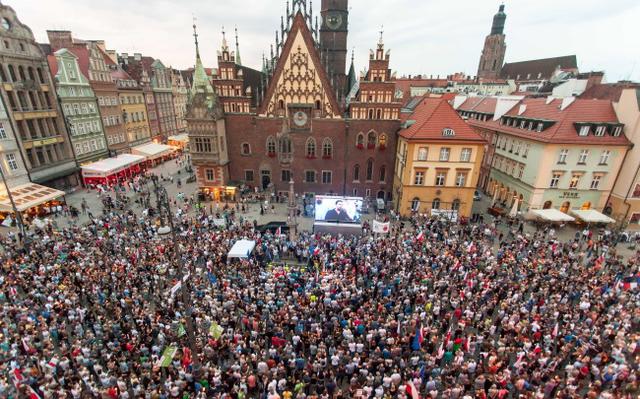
[527,121,533,130]
[612,126,622,136]
[579,125,590,136]
[536,122,543,132]
[594,126,606,136]
[519,120,526,129]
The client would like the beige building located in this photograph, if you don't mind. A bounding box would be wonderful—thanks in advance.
[393,97,485,219]
[581,84,640,228]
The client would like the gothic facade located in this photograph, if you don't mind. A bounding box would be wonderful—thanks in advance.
[189,0,402,201]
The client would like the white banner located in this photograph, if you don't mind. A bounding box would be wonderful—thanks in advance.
[212,218,226,227]
[372,220,390,234]
[431,209,458,222]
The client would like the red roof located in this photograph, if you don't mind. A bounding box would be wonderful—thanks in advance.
[468,97,630,145]
[394,77,449,101]
[457,96,484,112]
[580,82,640,102]
[68,45,90,78]
[399,98,486,142]
[47,55,58,77]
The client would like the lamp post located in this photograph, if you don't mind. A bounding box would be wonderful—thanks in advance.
[152,180,200,378]
[0,163,26,245]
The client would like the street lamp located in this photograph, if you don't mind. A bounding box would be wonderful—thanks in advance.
[0,163,27,246]
[152,180,200,378]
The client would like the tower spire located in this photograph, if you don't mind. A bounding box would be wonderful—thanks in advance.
[378,25,384,48]
[221,26,228,50]
[192,17,200,59]
[235,26,242,65]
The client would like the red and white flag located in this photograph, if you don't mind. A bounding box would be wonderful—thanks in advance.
[406,380,421,399]
[27,386,42,399]
[47,357,59,369]
[551,322,559,337]
[415,231,425,242]
[275,226,282,236]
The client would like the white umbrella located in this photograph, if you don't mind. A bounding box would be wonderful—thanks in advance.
[509,198,519,218]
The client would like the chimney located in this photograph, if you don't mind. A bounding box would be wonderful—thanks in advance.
[46,30,74,51]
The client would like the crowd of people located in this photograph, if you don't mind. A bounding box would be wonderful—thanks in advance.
[0,179,638,399]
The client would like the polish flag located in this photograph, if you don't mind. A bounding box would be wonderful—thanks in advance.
[47,357,59,369]
[551,322,559,337]
[275,226,282,236]
[313,247,320,256]
[416,231,425,242]
[406,380,421,399]
[27,386,42,399]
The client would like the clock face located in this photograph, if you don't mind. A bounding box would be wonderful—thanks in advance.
[325,13,343,30]
[1,18,10,31]
[293,110,308,127]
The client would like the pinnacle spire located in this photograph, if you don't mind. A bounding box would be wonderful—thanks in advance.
[235,26,242,65]
[221,26,228,51]
[378,25,384,48]
[192,17,200,59]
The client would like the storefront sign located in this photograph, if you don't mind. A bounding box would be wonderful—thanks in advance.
[560,192,580,199]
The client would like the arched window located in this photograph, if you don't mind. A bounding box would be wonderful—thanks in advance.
[278,99,284,109]
[411,198,420,211]
[378,133,387,149]
[266,136,276,154]
[322,138,332,158]
[306,137,316,158]
[356,133,364,147]
[7,65,16,82]
[27,67,34,81]
[451,199,461,211]
[376,109,382,119]
[0,65,6,82]
[241,142,251,155]
[18,66,25,81]
[368,109,374,119]
[36,67,44,83]
[353,164,360,181]
[379,165,386,182]
[315,100,321,110]
[432,198,441,210]
[367,131,376,148]
[366,158,374,181]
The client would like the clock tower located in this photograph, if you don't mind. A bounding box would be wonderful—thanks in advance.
[320,0,348,103]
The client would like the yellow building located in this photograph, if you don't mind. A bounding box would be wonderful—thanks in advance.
[393,98,486,219]
[109,65,151,147]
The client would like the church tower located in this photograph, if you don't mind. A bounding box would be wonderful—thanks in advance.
[320,0,349,102]
[476,4,507,81]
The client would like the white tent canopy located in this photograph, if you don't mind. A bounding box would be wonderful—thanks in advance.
[571,209,616,224]
[81,154,146,178]
[531,208,575,222]
[132,143,175,160]
[167,134,189,144]
[227,239,256,259]
[0,183,65,212]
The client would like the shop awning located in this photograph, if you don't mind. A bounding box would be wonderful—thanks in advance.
[81,154,146,178]
[167,134,189,143]
[132,143,176,160]
[227,239,256,259]
[531,209,576,222]
[571,209,616,224]
[0,183,66,212]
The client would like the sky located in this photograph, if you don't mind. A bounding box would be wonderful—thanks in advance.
[10,0,640,82]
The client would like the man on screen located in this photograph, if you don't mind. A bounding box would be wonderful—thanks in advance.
[324,200,353,222]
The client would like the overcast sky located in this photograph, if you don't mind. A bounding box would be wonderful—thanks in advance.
[12,0,640,82]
